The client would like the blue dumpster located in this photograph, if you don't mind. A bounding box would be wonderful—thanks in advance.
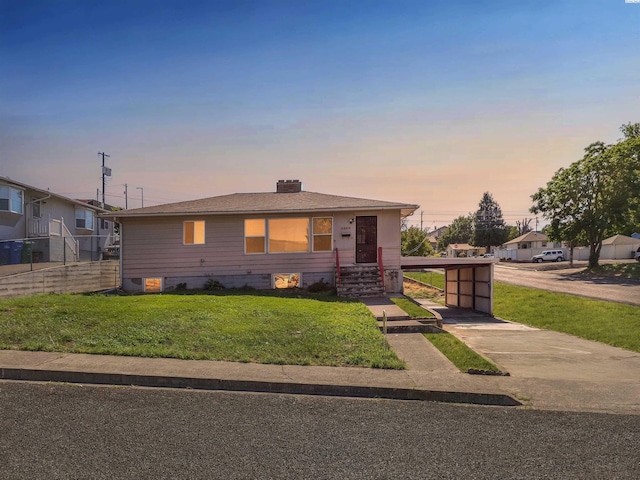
[9,241,23,265]
[0,243,10,265]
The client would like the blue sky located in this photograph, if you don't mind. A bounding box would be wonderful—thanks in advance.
[2,0,639,227]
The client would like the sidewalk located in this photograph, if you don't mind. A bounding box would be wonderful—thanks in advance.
[2,298,639,414]
[0,340,518,407]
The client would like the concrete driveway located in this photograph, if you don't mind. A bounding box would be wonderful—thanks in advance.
[444,316,640,414]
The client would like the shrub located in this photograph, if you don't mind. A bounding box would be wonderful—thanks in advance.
[204,279,225,291]
[307,279,333,293]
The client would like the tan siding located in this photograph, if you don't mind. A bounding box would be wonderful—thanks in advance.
[121,209,404,281]
[122,214,337,278]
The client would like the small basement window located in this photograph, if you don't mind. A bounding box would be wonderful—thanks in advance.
[273,273,300,289]
[144,278,163,293]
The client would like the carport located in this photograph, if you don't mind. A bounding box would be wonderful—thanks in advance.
[400,257,498,315]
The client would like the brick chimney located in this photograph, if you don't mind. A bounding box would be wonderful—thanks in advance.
[276,179,302,193]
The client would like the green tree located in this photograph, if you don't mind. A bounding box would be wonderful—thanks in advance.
[531,122,640,268]
[473,192,509,252]
[506,225,520,242]
[401,226,434,256]
[436,215,474,252]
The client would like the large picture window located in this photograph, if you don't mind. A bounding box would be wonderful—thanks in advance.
[245,219,266,253]
[244,217,333,254]
[312,217,333,252]
[184,220,205,245]
[268,218,309,253]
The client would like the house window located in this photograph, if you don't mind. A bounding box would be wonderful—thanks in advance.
[144,278,163,293]
[245,219,266,254]
[75,209,94,230]
[273,273,300,289]
[268,218,309,253]
[244,217,333,254]
[0,186,24,214]
[184,220,205,245]
[32,202,41,218]
[312,217,333,252]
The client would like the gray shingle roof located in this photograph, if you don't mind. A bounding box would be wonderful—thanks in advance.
[110,191,419,218]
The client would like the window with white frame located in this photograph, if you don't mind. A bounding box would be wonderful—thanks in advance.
[245,219,266,254]
[183,220,205,245]
[75,209,94,230]
[0,186,24,214]
[312,217,333,252]
[244,217,333,254]
[32,201,41,218]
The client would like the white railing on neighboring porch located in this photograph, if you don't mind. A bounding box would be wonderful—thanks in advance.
[27,216,78,259]
[60,218,79,258]
[27,217,52,236]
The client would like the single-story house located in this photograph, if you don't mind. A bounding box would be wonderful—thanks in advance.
[107,180,419,294]
[0,176,115,264]
[494,232,563,261]
[572,234,640,261]
[446,243,484,258]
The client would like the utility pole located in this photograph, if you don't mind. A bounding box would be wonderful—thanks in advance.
[98,152,111,209]
[136,187,144,208]
[124,184,128,209]
[420,211,424,230]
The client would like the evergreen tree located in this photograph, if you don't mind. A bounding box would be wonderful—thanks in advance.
[473,192,509,252]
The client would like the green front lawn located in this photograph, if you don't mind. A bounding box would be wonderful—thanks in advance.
[494,283,640,353]
[0,292,405,369]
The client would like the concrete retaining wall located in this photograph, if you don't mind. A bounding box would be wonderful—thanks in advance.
[0,261,120,298]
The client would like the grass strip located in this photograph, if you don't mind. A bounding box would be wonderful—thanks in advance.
[423,332,500,373]
[390,297,434,318]
[404,271,445,290]
[0,292,405,369]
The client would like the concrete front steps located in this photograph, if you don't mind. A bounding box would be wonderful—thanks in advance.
[336,265,385,298]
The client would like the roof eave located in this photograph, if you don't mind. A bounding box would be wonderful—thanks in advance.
[105,204,420,221]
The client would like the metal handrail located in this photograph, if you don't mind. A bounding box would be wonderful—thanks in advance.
[335,248,340,283]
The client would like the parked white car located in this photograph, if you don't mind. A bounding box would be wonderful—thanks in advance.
[532,250,565,263]
[635,247,640,262]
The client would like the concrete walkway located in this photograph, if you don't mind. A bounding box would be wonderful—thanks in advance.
[1,298,639,414]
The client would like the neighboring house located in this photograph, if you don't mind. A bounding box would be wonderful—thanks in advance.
[495,231,640,262]
[494,232,562,261]
[0,176,114,265]
[572,234,640,261]
[108,180,419,294]
[446,243,484,258]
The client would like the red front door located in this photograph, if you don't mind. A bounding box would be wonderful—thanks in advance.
[356,216,377,263]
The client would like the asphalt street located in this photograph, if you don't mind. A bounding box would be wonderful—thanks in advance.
[494,263,640,306]
[1,382,639,479]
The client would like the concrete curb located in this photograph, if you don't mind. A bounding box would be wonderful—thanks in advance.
[0,367,522,407]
